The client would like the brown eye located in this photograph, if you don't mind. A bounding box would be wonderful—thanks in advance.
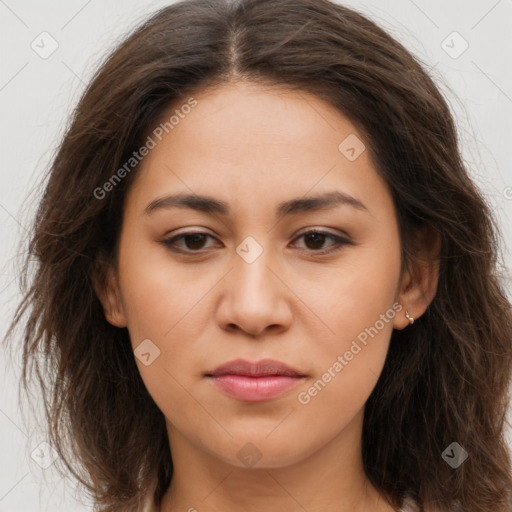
[162,232,217,253]
[161,229,351,255]
[302,232,328,250]
[181,233,209,250]
[292,230,351,255]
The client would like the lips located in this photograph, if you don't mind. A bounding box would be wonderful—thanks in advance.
[205,358,307,402]
[205,358,306,378]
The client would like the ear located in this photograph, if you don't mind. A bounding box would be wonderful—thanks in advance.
[91,255,127,328]
[393,224,441,330]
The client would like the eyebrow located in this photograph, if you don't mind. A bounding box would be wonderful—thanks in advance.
[143,190,368,217]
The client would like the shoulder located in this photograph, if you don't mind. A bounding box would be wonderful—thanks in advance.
[399,495,421,512]
[140,480,160,512]
[399,494,461,512]
[141,493,159,512]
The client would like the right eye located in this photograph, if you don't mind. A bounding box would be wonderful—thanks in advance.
[161,232,220,253]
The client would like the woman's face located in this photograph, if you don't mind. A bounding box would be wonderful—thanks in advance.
[101,80,415,469]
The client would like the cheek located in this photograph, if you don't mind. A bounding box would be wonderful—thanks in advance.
[295,240,401,411]
[307,235,401,335]
[116,230,204,339]
[294,297,396,432]
[116,233,220,399]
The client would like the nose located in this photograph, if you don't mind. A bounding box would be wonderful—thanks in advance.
[215,245,293,338]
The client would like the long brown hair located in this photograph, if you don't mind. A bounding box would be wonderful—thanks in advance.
[4,0,512,511]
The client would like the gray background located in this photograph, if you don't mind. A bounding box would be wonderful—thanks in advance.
[1,0,511,510]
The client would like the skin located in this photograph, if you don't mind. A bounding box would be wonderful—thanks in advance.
[95,80,439,512]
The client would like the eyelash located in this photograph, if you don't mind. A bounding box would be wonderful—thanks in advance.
[161,229,352,256]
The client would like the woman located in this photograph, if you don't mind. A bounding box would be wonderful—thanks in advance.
[5,0,512,511]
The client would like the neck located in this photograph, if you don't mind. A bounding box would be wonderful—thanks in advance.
[158,409,394,512]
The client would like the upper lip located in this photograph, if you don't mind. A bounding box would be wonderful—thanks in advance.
[206,358,306,378]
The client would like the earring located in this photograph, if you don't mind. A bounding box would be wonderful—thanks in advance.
[405,310,415,325]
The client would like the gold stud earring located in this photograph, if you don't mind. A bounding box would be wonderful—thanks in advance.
[405,310,415,325]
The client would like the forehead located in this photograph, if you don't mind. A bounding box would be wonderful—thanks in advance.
[125,81,393,219]
[146,81,357,166]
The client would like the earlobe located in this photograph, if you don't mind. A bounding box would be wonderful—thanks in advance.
[92,259,127,328]
[393,271,426,330]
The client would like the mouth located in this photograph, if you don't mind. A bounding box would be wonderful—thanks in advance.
[205,358,307,402]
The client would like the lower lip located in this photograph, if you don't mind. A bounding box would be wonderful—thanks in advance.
[208,374,304,402]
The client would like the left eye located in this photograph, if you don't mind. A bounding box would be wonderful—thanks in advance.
[161,230,351,255]
[293,230,350,253]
